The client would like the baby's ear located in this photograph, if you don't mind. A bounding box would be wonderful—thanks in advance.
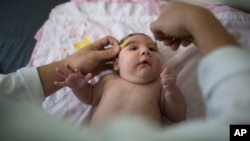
[113,58,120,71]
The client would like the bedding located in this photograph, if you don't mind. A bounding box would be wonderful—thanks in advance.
[5,0,250,127]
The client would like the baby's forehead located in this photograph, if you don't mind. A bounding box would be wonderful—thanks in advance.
[119,33,157,49]
[126,34,154,42]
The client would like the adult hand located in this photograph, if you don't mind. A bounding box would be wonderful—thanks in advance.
[65,36,120,75]
[150,2,194,50]
[150,2,238,55]
[38,36,120,97]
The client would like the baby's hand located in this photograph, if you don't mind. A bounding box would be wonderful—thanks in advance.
[160,67,187,122]
[54,64,92,90]
[160,67,178,91]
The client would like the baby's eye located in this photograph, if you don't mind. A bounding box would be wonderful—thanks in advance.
[148,47,158,52]
[129,46,138,51]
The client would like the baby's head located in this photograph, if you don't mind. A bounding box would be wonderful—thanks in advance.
[113,33,162,84]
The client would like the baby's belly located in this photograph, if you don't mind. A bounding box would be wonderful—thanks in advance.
[89,98,162,128]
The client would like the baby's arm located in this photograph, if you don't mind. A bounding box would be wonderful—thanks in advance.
[160,67,187,123]
[54,64,96,105]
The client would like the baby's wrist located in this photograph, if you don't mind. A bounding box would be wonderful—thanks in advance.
[163,84,178,91]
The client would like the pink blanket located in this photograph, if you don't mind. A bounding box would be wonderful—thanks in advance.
[27,0,250,127]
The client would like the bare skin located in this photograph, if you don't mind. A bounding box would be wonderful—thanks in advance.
[55,34,187,127]
[150,2,239,56]
[90,73,162,127]
[38,36,120,97]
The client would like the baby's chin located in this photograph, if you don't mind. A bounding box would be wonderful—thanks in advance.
[121,74,159,84]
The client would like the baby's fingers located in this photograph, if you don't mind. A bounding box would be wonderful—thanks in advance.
[161,67,176,84]
[161,74,173,85]
[161,67,171,77]
[65,64,76,73]
[56,67,68,79]
[54,81,67,88]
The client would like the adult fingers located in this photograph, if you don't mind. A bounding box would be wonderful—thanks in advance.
[181,40,191,47]
[162,39,181,51]
[150,21,166,41]
[91,36,120,51]
[90,36,120,61]
[170,40,182,51]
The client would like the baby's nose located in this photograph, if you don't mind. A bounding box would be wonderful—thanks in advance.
[141,48,151,56]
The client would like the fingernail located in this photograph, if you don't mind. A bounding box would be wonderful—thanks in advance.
[113,46,119,53]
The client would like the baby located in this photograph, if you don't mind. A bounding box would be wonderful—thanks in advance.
[54,33,187,127]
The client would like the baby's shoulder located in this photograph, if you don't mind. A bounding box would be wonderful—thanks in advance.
[100,72,119,82]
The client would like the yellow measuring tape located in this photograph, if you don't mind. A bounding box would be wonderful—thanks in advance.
[163,34,196,44]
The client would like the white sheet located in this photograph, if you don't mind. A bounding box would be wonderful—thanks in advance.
[27,0,250,126]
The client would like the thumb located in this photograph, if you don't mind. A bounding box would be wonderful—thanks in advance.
[84,73,93,82]
[94,47,119,61]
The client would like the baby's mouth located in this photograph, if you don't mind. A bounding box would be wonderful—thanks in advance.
[139,60,151,66]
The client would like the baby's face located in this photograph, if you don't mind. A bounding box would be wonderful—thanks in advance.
[114,34,162,84]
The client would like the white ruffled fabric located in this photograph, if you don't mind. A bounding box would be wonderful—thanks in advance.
[27,0,250,126]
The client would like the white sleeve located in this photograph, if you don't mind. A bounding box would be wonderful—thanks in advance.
[0,68,94,141]
[198,46,250,121]
[0,67,45,106]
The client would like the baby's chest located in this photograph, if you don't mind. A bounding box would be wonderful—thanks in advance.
[103,83,161,105]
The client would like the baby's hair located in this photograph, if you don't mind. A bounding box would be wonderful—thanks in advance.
[119,33,155,45]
